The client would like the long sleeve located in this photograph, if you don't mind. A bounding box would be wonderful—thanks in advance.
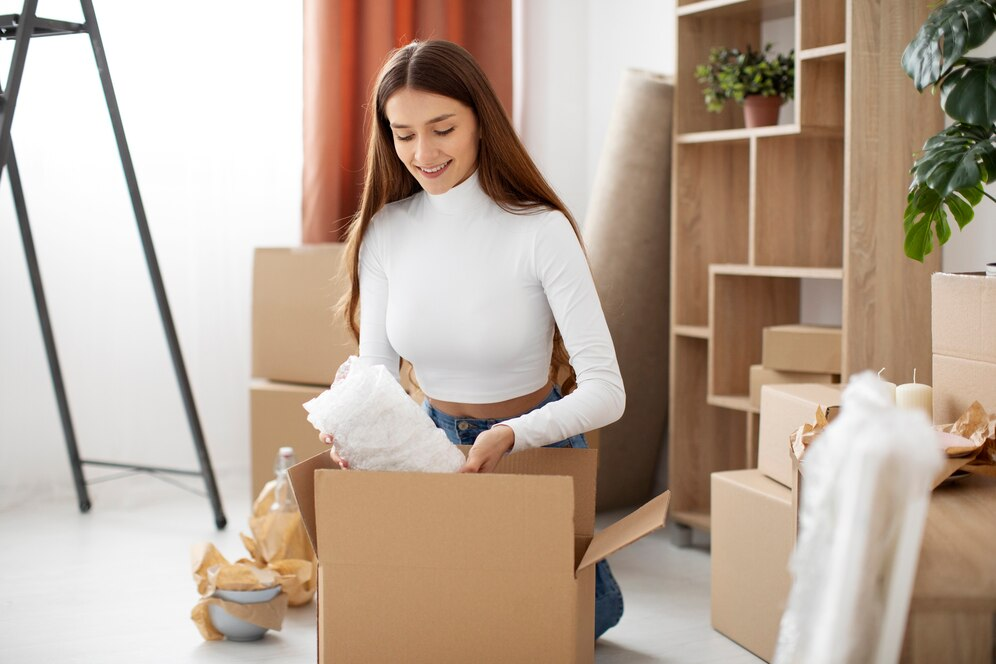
[356,216,401,381]
[500,212,626,451]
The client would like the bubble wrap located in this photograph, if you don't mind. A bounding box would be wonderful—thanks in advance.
[303,358,465,473]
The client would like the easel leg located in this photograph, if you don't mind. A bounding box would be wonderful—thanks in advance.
[6,143,92,513]
[80,0,226,529]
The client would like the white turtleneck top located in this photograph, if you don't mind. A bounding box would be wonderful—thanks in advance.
[356,170,625,451]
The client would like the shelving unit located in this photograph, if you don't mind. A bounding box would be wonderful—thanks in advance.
[667,0,942,532]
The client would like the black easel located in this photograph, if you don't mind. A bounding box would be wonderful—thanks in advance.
[0,0,226,529]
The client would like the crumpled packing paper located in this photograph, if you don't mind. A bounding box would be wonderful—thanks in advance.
[240,479,317,606]
[789,395,996,487]
[190,542,292,641]
[303,357,465,473]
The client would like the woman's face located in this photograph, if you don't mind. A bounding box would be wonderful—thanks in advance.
[384,88,480,195]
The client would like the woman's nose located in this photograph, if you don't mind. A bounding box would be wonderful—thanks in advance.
[414,135,437,163]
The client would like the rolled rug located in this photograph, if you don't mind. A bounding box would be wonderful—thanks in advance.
[584,69,674,509]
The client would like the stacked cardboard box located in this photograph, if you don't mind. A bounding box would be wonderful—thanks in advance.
[712,383,842,662]
[931,273,996,424]
[747,325,840,409]
[711,470,793,662]
[250,245,357,497]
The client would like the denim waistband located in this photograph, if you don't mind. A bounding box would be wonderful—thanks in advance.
[422,384,562,445]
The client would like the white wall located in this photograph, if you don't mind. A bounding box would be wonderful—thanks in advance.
[515,0,675,227]
[0,0,302,506]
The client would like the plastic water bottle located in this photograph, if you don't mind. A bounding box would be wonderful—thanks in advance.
[271,446,298,512]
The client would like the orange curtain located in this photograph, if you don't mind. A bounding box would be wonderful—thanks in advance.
[302,0,513,243]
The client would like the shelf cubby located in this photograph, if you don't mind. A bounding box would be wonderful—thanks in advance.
[753,134,844,267]
[799,0,845,51]
[673,141,750,327]
[669,334,748,529]
[676,12,763,134]
[708,268,800,398]
[798,55,845,131]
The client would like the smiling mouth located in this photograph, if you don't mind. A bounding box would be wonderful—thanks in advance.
[416,160,451,175]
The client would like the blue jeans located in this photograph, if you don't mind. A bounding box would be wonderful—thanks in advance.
[422,384,624,640]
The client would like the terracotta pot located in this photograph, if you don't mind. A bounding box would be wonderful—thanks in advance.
[743,95,783,128]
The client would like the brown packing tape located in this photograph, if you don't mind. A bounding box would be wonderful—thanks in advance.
[191,593,289,641]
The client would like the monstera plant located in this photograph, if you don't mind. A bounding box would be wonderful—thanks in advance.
[902,0,996,261]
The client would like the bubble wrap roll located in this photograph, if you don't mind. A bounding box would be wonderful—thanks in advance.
[303,361,465,473]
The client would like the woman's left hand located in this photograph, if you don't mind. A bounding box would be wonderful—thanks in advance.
[460,425,515,473]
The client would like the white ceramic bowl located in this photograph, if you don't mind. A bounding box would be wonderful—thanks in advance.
[208,585,282,641]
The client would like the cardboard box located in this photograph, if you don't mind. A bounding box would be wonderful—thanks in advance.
[748,364,837,410]
[288,448,670,663]
[931,272,996,364]
[932,354,996,425]
[761,324,842,374]
[252,245,355,385]
[931,272,996,425]
[758,383,842,488]
[711,469,794,663]
[250,380,328,498]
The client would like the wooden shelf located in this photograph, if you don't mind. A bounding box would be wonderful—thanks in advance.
[710,264,843,279]
[799,43,846,62]
[677,0,793,20]
[677,123,842,144]
[673,325,710,339]
[672,509,711,533]
[678,124,797,144]
[708,394,758,413]
[668,0,942,535]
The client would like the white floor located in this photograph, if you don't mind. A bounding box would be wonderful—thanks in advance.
[0,471,761,663]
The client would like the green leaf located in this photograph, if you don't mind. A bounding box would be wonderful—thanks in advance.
[901,0,996,91]
[946,190,976,229]
[909,123,996,200]
[902,182,984,261]
[940,59,996,125]
[903,188,942,261]
[957,183,985,205]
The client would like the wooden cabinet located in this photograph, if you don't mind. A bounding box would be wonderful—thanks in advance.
[668,0,943,532]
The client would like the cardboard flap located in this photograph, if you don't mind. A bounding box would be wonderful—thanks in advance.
[286,450,338,555]
[577,491,670,573]
[493,447,598,536]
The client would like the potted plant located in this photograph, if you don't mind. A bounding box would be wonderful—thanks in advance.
[695,43,795,128]
[902,0,996,262]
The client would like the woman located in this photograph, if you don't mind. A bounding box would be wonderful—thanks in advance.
[321,39,626,639]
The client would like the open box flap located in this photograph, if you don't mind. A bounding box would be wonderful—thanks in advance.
[287,449,338,555]
[577,491,670,573]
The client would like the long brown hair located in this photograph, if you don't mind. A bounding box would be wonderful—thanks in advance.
[337,40,585,394]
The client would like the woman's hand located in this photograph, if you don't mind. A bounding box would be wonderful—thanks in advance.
[318,432,349,469]
[460,425,514,474]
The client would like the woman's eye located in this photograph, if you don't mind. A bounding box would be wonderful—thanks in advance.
[435,127,455,136]
[395,134,415,142]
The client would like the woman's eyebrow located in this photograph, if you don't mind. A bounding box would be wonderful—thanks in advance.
[390,113,457,129]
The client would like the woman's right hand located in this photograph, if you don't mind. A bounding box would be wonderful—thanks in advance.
[318,432,349,469]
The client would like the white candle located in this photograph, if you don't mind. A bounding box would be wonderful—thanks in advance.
[877,368,897,404]
[896,369,932,421]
